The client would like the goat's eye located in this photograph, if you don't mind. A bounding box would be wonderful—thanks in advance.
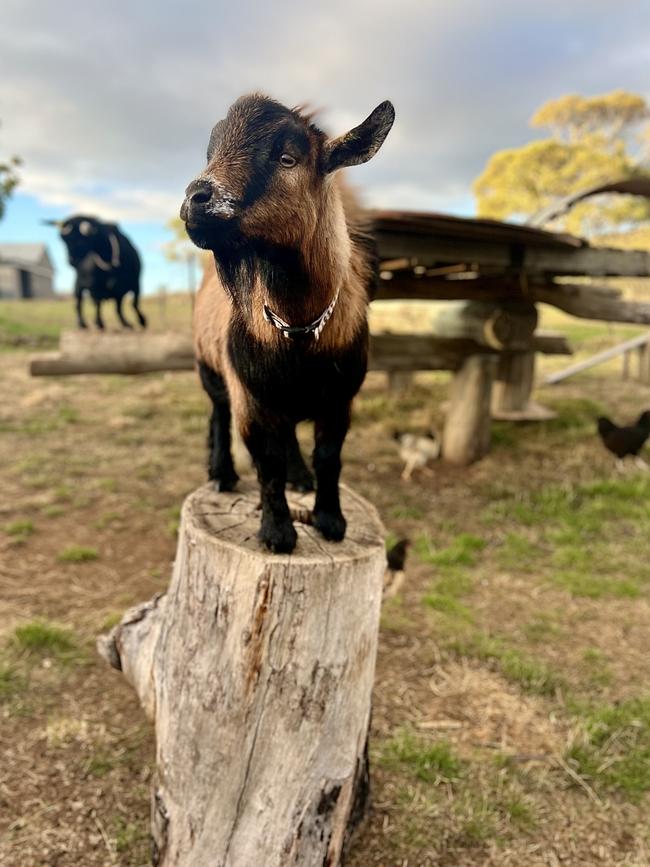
[280,153,296,168]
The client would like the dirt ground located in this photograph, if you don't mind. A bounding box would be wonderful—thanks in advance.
[1,296,650,866]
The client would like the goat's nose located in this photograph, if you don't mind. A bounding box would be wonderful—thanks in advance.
[186,178,213,206]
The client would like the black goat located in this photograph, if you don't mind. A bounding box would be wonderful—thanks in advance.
[45,215,146,330]
[181,93,394,553]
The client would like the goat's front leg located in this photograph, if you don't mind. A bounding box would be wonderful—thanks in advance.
[312,403,351,542]
[75,282,87,329]
[244,419,297,553]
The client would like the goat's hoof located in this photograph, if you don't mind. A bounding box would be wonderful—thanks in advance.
[213,471,239,493]
[313,510,346,542]
[259,519,297,554]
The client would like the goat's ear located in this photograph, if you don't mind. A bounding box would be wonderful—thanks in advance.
[324,101,395,173]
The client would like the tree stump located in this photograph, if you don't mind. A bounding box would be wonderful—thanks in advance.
[97,480,386,867]
[442,354,497,465]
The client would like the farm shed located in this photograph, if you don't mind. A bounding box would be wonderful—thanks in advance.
[0,243,55,299]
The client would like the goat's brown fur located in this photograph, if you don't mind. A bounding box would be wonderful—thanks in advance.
[182,93,394,552]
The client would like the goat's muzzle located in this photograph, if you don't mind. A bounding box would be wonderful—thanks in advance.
[180,177,239,242]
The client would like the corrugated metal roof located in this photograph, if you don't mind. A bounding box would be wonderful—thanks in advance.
[371,209,585,250]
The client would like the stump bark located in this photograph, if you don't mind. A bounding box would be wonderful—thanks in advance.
[98,480,386,867]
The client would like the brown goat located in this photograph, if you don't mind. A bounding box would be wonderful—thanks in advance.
[181,94,394,552]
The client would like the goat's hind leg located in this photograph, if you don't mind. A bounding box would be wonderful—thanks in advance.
[131,286,147,328]
[115,295,133,329]
[198,362,239,492]
[286,427,314,492]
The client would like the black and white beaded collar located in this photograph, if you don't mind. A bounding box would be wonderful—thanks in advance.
[262,286,340,342]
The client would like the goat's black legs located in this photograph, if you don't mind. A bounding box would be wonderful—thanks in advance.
[93,299,105,330]
[244,419,296,554]
[115,296,133,329]
[75,283,87,329]
[131,287,147,328]
[312,403,351,542]
[198,362,239,492]
[286,428,314,492]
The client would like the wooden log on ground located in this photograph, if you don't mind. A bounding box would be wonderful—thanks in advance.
[97,480,386,867]
[31,330,194,376]
[432,300,538,350]
[442,354,498,465]
[31,330,572,377]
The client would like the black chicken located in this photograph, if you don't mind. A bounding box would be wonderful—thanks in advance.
[387,538,411,572]
[597,410,650,469]
[384,538,411,598]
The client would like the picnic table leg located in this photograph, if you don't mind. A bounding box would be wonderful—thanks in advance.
[442,354,497,465]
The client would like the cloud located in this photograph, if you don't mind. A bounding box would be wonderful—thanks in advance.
[1,0,649,227]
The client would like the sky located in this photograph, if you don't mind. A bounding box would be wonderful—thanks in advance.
[1,0,649,294]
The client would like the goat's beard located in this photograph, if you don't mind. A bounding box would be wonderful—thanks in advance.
[184,217,240,252]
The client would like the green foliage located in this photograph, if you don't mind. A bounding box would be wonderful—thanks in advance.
[474,90,650,235]
[0,120,21,221]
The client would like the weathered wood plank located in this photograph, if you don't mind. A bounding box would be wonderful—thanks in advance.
[432,300,537,350]
[375,230,650,277]
[442,355,497,465]
[544,332,650,385]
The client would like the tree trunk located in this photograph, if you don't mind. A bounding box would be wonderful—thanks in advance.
[97,480,386,867]
[442,354,497,465]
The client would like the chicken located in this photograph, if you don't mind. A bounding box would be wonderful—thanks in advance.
[384,537,411,598]
[597,410,650,470]
[395,429,440,480]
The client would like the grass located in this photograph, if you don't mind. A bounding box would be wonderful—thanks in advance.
[112,817,150,857]
[381,730,464,784]
[5,518,35,538]
[0,662,25,701]
[482,474,650,599]
[58,544,99,563]
[567,697,650,800]
[416,532,486,569]
[450,633,565,697]
[12,620,77,659]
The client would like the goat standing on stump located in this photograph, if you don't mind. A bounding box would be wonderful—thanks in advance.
[181,94,394,553]
[45,215,146,330]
